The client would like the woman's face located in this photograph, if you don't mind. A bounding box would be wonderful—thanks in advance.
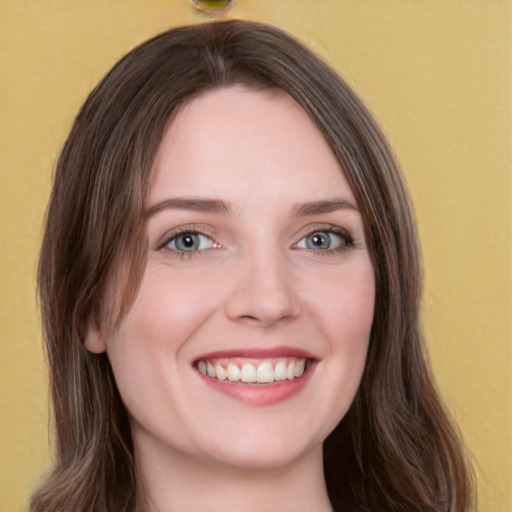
[86,86,375,471]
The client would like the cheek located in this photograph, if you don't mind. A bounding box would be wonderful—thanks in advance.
[105,266,219,396]
[103,266,226,447]
[308,262,375,349]
[122,266,220,349]
[303,262,375,424]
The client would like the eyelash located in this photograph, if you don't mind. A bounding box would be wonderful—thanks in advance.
[157,225,354,260]
[158,227,220,260]
[294,227,354,255]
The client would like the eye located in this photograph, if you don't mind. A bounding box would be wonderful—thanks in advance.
[294,229,351,252]
[165,232,217,253]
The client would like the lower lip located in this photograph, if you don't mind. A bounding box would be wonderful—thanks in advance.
[196,364,315,406]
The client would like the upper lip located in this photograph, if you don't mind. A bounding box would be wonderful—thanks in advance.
[193,345,318,363]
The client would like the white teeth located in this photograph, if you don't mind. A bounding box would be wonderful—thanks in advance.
[227,363,241,382]
[274,360,287,381]
[256,361,274,383]
[207,362,216,378]
[286,361,295,380]
[215,364,227,381]
[198,357,308,384]
[241,364,257,383]
[294,359,305,377]
[198,360,207,375]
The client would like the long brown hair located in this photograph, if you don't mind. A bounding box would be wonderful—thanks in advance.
[32,20,475,512]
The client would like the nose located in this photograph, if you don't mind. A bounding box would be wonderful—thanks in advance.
[225,250,301,326]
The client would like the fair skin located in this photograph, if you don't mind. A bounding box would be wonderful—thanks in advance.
[86,86,375,512]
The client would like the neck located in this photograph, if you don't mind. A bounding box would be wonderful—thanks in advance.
[134,437,332,512]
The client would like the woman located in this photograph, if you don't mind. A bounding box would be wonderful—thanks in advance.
[32,20,475,512]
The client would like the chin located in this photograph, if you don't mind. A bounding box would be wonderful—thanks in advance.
[198,425,326,472]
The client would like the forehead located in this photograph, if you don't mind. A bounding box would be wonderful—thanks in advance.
[149,86,355,209]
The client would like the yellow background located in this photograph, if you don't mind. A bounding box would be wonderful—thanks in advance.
[0,1,510,510]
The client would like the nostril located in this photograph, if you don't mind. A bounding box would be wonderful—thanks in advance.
[239,315,260,322]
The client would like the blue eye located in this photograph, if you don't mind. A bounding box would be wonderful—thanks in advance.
[306,232,335,250]
[167,232,215,252]
[295,230,349,251]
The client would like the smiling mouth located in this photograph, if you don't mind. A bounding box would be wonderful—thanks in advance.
[195,357,310,384]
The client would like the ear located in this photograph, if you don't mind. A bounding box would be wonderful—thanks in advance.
[83,318,107,354]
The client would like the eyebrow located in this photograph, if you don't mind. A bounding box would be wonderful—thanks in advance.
[145,196,358,218]
[146,197,232,218]
[291,198,358,216]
